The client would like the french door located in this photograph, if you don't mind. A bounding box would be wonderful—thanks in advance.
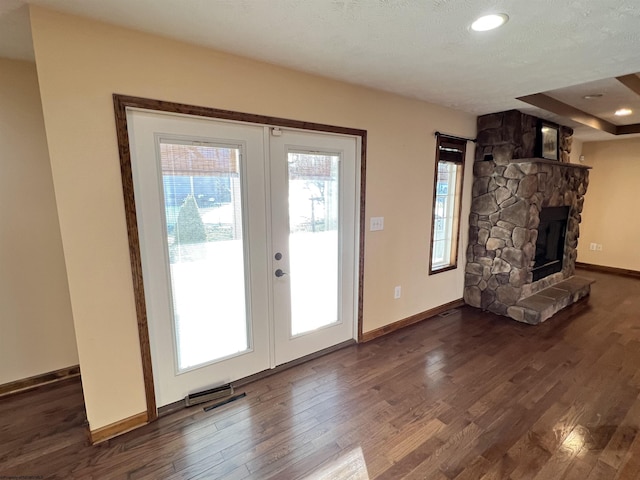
[127,109,359,407]
[270,129,357,365]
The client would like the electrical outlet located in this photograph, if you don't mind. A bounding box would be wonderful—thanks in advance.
[370,217,384,231]
[596,244,603,251]
[394,285,401,299]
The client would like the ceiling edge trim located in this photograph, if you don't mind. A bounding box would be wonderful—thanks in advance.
[616,123,640,135]
[616,74,640,97]
[519,78,640,137]
[517,93,617,135]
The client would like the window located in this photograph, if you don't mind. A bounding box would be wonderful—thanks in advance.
[429,135,466,274]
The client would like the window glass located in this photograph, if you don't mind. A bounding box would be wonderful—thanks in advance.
[429,137,466,274]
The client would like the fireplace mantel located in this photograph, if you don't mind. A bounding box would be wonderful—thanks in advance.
[508,157,592,170]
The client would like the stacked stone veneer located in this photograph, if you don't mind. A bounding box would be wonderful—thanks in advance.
[474,109,574,163]
[464,110,591,322]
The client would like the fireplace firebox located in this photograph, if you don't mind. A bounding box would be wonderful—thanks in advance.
[532,206,570,281]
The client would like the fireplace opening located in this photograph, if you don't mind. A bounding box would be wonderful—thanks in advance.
[532,206,570,281]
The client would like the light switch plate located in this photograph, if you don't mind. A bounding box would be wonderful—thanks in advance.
[370,217,384,231]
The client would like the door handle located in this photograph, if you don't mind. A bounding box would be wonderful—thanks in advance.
[275,269,287,278]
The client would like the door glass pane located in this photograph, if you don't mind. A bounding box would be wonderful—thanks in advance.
[160,141,249,371]
[287,152,340,336]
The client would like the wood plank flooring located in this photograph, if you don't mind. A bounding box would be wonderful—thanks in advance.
[2,270,639,479]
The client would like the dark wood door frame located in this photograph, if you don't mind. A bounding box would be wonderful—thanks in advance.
[113,94,367,422]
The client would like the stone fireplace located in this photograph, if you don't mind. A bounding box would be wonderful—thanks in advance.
[464,110,593,324]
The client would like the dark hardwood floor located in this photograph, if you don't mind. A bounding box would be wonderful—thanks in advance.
[2,270,640,479]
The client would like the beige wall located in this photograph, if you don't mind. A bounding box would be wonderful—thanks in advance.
[30,7,476,430]
[578,137,640,271]
[569,138,583,164]
[0,57,78,385]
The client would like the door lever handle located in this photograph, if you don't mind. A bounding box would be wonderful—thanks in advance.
[275,269,288,278]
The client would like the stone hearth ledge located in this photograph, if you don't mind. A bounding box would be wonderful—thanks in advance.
[507,275,594,325]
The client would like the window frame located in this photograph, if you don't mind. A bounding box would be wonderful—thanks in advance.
[428,135,466,275]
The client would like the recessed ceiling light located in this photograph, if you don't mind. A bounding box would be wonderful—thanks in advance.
[615,108,633,116]
[583,94,603,99]
[471,14,509,32]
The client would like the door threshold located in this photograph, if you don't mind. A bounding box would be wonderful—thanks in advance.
[157,339,356,417]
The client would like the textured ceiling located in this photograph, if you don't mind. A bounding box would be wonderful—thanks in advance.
[2,0,640,141]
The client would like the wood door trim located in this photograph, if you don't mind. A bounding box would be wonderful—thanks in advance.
[113,94,368,426]
[357,132,367,342]
[113,96,158,423]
